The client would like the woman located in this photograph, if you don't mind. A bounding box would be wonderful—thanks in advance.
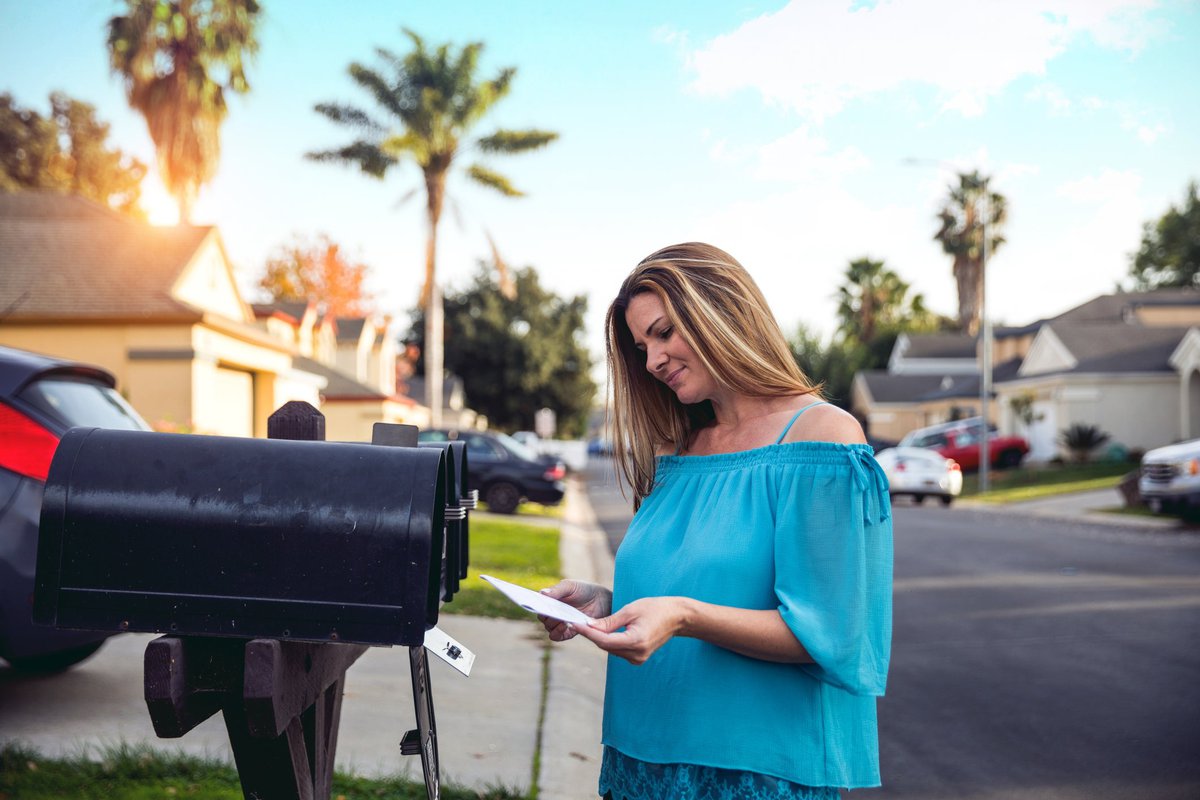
[540,243,892,799]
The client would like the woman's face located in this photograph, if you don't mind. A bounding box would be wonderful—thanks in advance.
[624,292,716,405]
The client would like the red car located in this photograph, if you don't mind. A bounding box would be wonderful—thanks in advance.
[0,345,150,671]
[900,418,1029,471]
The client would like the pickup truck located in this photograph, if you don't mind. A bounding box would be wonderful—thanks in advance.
[1138,438,1200,514]
[899,419,1030,471]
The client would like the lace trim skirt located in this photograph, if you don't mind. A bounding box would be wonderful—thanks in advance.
[599,746,841,800]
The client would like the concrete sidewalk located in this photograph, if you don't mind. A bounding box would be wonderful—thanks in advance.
[0,476,613,798]
[956,485,1187,530]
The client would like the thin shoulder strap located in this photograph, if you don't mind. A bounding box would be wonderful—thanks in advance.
[774,400,829,444]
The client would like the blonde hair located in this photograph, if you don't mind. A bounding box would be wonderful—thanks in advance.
[605,242,822,508]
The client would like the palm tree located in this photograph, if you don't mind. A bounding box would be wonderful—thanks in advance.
[933,170,1007,336]
[308,29,557,425]
[835,257,933,344]
[107,0,260,223]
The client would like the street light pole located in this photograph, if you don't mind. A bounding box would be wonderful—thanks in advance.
[979,180,991,494]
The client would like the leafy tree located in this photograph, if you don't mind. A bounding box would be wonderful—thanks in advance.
[790,323,864,410]
[934,170,1007,335]
[259,234,375,317]
[0,92,146,215]
[308,29,558,425]
[835,257,939,344]
[107,0,261,222]
[1129,181,1200,290]
[408,264,596,437]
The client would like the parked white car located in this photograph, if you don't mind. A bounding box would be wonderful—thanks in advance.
[1139,438,1200,514]
[874,446,963,506]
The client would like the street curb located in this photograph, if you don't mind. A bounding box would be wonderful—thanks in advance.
[538,476,614,799]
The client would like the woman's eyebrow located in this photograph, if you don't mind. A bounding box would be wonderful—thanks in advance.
[644,316,664,337]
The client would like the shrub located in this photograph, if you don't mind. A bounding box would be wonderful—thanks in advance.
[1059,423,1112,464]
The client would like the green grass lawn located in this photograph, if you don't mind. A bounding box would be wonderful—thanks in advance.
[442,515,562,620]
[0,742,525,800]
[961,460,1135,503]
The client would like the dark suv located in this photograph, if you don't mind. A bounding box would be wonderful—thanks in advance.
[418,429,565,514]
[0,345,150,671]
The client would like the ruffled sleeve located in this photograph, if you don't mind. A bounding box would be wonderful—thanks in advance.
[774,447,893,696]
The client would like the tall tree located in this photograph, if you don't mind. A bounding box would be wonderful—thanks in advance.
[0,92,146,215]
[107,0,260,223]
[408,264,595,437]
[259,234,375,317]
[1129,181,1200,290]
[835,257,937,344]
[934,170,1007,335]
[308,29,557,425]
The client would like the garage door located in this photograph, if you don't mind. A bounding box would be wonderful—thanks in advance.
[211,366,254,437]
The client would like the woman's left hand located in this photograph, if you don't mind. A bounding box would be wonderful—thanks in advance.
[574,596,690,665]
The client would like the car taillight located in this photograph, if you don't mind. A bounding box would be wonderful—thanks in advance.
[543,463,565,481]
[947,459,961,472]
[0,402,60,481]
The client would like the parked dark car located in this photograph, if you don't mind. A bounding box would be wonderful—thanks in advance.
[417,429,565,514]
[0,345,151,672]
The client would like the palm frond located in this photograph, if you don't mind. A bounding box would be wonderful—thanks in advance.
[305,141,396,178]
[349,63,405,119]
[467,164,523,197]
[477,129,559,154]
[313,102,385,133]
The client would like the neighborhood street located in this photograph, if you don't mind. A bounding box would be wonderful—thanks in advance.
[585,459,1200,800]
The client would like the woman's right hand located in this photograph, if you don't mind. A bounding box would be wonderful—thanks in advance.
[538,580,612,642]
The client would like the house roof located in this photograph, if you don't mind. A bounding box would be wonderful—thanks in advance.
[1051,290,1200,325]
[0,191,212,321]
[900,333,976,359]
[923,357,1023,398]
[1045,323,1189,374]
[253,300,311,323]
[857,372,949,403]
[293,355,386,400]
[335,317,368,341]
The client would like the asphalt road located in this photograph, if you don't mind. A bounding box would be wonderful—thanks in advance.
[583,457,1200,800]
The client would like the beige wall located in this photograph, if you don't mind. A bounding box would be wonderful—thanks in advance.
[997,374,1179,459]
[322,398,430,442]
[1136,307,1200,327]
[993,332,1035,365]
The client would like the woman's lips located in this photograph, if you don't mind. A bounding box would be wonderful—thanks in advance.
[665,367,684,388]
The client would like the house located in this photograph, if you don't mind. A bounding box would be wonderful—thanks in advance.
[0,191,429,441]
[852,289,1200,460]
[0,191,297,436]
[251,302,430,440]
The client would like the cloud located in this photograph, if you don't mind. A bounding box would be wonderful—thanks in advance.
[686,0,1162,121]
[751,127,870,182]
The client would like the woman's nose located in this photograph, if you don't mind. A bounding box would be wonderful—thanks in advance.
[646,346,668,373]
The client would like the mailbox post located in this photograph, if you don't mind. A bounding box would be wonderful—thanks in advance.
[33,402,462,800]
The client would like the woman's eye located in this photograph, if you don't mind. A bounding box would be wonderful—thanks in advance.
[658,326,673,340]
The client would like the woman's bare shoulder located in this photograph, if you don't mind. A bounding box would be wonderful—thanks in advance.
[781,402,867,445]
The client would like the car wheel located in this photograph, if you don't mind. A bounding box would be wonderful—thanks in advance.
[940,495,954,507]
[5,640,105,674]
[997,449,1023,469]
[912,494,925,505]
[485,481,521,515]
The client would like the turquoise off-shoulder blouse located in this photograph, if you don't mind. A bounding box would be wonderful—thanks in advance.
[599,441,893,794]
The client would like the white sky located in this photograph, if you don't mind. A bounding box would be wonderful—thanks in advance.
[2,0,1198,371]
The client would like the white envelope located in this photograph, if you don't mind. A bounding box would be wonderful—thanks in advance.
[479,574,594,626]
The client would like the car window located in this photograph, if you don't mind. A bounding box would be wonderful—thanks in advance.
[418,430,450,443]
[464,434,503,461]
[493,432,539,461]
[18,377,149,431]
[914,433,948,448]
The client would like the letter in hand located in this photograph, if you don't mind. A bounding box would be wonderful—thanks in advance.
[538,580,611,642]
[572,596,686,665]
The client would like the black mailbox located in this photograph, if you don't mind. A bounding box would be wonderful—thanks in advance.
[34,427,446,647]
[421,440,472,601]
